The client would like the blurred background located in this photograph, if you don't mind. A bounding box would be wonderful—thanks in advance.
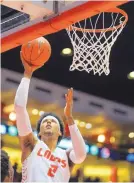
[1,1,134,182]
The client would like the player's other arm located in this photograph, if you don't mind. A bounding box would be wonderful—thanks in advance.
[64,89,87,164]
[66,118,87,164]
[14,52,42,162]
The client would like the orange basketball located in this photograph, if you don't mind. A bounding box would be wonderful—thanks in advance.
[21,37,51,66]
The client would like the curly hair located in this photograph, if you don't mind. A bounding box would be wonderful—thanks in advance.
[36,112,64,144]
[1,150,9,182]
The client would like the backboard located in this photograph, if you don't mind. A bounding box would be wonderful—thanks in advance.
[1,0,128,53]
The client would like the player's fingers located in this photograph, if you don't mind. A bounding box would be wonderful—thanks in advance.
[20,52,25,66]
[68,88,73,100]
[66,89,73,103]
[65,94,67,100]
[71,88,73,100]
[32,65,41,70]
[71,87,73,93]
[66,93,70,104]
[37,63,44,69]
[20,51,26,65]
[20,51,23,61]
[69,88,73,96]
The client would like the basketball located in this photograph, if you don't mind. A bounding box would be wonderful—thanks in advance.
[21,37,51,67]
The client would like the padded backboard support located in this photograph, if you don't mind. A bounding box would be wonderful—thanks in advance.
[1,0,128,53]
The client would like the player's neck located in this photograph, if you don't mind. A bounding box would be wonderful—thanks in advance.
[41,136,58,152]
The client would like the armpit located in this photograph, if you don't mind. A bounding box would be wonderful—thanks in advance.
[19,133,37,151]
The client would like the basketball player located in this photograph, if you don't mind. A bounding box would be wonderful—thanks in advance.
[1,150,14,182]
[14,52,86,182]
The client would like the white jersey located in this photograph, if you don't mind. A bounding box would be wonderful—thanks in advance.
[22,140,70,182]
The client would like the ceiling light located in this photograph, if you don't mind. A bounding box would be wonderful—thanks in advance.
[0,124,6,134]
[61,48,72,56]
[126,153,134,162]
[97,134,105,143]
[128,132,134,138]
[100,147,110,159]
[32,109,38,115]
[79,121,85,127]
[85,123,92,129]
[127,71,134,80]
[8,126,18,136]
[9,112,16,121]
[74,120,79,125]
[90,145,99,156]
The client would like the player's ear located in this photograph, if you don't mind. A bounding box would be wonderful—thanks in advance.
[58,131,62,136]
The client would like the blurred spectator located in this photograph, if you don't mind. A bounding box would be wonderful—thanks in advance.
[13,162,18,174]
[16,172,22,182]
[69,169,83,182]
[84,176,102,182]
[1,150,14,182]
[13,162,22,182]
[1,140,4,148]
[84,176,92,182]
[13,162,18,182]
[69,157,74,173]
[94,177,101,182]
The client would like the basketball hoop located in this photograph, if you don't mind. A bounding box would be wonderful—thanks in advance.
[66,8,128,75]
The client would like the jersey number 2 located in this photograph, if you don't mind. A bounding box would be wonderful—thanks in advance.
[47,165,58,177]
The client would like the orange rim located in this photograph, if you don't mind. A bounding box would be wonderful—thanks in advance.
[68,8,128,33]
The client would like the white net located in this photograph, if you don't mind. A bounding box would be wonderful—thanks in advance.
[66,9,128,75]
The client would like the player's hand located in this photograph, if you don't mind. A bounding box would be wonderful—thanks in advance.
[20,51,43,78]
[64,88,73,120]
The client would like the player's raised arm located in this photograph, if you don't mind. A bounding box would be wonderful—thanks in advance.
[14,52,42,162]
[64,88,87,164]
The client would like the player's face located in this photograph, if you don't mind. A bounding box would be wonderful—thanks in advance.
[39,118,61,138]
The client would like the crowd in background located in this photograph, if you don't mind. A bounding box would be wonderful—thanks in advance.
[1,149,134,182]
[12,162,102,182]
